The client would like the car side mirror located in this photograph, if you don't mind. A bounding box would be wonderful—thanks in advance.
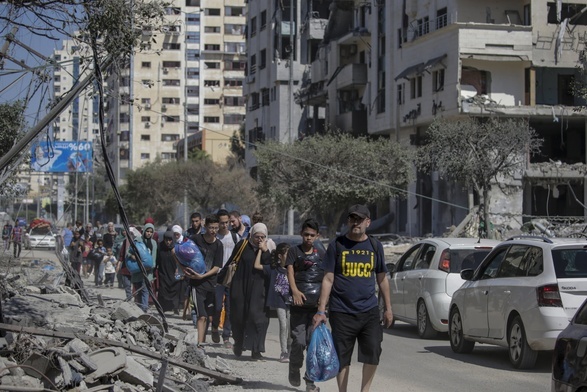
[460,269,475,281]
[386,263,396,274]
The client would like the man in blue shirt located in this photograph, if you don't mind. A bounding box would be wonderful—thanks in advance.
[62,223,74,248]
[313,204,393,392]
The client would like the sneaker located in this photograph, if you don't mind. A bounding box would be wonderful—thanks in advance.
[306,383,320,392]
[223,340,233,349]
[289,368,301,387]
[211,329,220,343]
[279,352,289,363]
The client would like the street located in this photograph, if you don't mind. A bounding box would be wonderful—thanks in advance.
[21,248,553,392]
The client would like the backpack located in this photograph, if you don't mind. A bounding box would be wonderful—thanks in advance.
[274,271,290,296]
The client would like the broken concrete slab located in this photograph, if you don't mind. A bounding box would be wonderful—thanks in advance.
[118,356,154,388]
[110,301,144,322]
[3,293,90,328]
[85,347,127,384]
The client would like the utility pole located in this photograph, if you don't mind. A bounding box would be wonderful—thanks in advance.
[287,0,295,235]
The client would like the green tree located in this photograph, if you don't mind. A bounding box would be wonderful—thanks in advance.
[0,101,27,197]
[254,132,413,234]
[417,117,542,238]
[229,123,246,166]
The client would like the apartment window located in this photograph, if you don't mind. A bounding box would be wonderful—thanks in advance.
[186,87,199,97]
[161,134,180,141]
[271,87,276,101]
[162,61,181,68]
[204,80,220,87]
[161,152,175,160]
[141,135,150,141]
[398,28,405,48]
[250,54,257,74]
[224,113,245,124]
[190,31,201,42]
[162,115,180,123]
[204,116,220,123]
[204,98,220,105]
[141,98,151,105]
[397,84,404,105]
[225,60,246,70]
[140,116,151,122]
[162,79,180,86]
[205,26,221,34]
[225,24,244,35]
[410,76,422,99]
[261,10,267,30]
[225,6,244,16]
[224,96,245,106]
[165,7,180,15]
[120,149,129,160]
[261,88,269,106]
[141,79,153,88]
[225,78,243,87]
[224,42,246,53]
[433,69,445,92]
[187,49,200,61]
[162,97,180,104]
[260,49,267,69]
[250,92,260,110]
[205,61,221,69]
[204,44,220,51]
[186,15,200,25]
[186,0,200,6]
[206,8,221,16]
[547,3,587,25]
[187,67,199,78]
[141,153,150,159]
[55,86,61,92]
[162,43,181,50]
[417,17,429,37]
[436,8,448,29]
[250,17,257,37]
[187,104,199,114]
[141,62,151,68]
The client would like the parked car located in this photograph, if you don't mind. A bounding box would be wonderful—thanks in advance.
[24,226,56,250]
[449,236,587,369]
[387,238,499,338]
[552,297,587,392]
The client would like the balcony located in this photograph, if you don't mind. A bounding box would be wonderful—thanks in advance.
[336,63,367,90]
[270,60,304,82]
[458,24,532,61]
[301,13,328,40]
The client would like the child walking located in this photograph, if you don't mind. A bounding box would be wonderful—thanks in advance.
[103,248,117,288]
[286,218,324,392]
[254,242,291,363]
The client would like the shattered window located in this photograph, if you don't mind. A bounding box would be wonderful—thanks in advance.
[547,3,587,25]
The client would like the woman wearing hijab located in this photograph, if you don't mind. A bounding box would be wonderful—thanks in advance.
[172,225,187,244]
[229,223,275,360]
[157,231,185,314]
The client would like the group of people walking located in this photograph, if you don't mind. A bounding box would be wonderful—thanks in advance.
[63,204,393,392]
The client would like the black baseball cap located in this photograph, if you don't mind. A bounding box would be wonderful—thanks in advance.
[348,204,370,219]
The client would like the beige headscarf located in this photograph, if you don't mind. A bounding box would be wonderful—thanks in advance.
[249,223,276,251]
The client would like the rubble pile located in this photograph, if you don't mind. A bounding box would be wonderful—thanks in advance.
[0,256,242,391]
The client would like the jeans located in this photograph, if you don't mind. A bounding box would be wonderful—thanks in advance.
[13,242,21,258]
[276,307,290,354]
[122,275,132,301]
[212,285,231,341]
[3,239,9,251]
[133,280,149,312]
[94,260,104,285]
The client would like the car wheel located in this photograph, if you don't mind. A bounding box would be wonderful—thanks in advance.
[417,300,438,339]
[508,316,537,369]
[449,307,475,353]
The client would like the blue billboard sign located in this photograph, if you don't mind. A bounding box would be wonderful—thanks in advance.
[30,141,93,173]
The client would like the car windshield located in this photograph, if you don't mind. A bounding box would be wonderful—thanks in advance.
[552,249,587,278]
[30,227,53,236]
[450,249,492,273]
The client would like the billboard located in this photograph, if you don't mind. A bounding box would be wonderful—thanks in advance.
[30,141,93,173]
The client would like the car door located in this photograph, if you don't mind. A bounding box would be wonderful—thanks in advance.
[390,244,422,320]
[486,245,531,339]
[403,243,437,321]
[462,247,509,337]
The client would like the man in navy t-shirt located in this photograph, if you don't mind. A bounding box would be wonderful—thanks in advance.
[313,204,393,392]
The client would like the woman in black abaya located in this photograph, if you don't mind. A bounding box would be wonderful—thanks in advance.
[229,223,274,360]
[156,231,185,314]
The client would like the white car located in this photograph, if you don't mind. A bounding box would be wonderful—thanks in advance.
[388,238,499,338]
[449,236,587,369]
[25,226,56,250]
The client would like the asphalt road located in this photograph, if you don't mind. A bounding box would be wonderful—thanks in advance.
[25,248,553,392]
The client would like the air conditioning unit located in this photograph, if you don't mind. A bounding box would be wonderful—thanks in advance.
[163,68,169,74]
[161,104,167,111]
[145,122,150,128]
[144,103,151,109]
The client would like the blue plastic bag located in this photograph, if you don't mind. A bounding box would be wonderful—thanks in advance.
[126,241,154,274]
[306,323,340,382]
[174,239,206,274]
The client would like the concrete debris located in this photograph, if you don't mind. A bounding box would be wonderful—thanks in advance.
[0,254,243,390]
